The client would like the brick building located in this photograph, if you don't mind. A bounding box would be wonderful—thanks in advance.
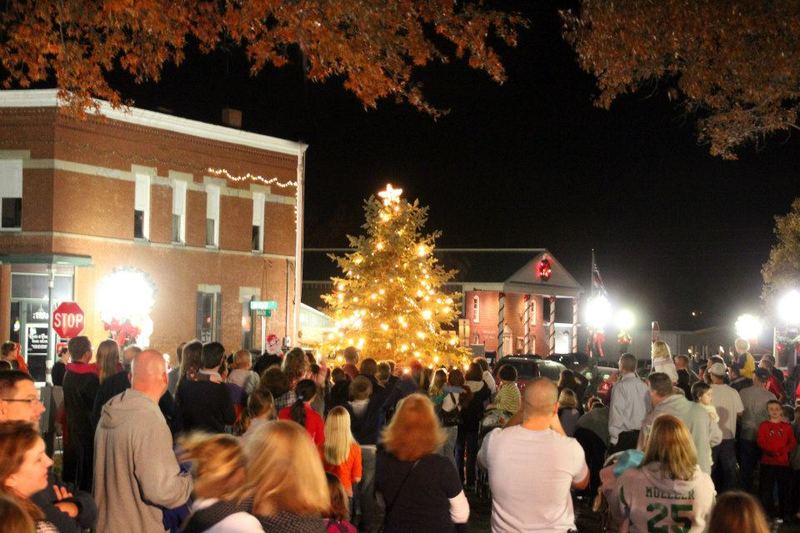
[0,89,306,380]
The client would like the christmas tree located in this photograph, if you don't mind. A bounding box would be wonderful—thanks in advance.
[322,184,469,368]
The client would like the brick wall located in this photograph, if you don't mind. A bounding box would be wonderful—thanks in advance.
[0,106,301,355]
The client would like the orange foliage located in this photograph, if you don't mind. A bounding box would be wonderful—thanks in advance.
[0,0,526,116]
[563,1,800,159]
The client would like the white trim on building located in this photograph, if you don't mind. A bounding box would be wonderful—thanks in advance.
[0,89,307,157]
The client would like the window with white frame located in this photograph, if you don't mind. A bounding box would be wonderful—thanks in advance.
[0,160,22,230]
[205,185,220,247]
[251,192,265,252]
[472,294,480,323]
[171,180,187,244]
[134,174,150,239]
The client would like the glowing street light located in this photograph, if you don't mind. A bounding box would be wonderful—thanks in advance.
[734,313,763,340]
[778,290,800,325]
[615,308,636,332]
[585,295,612,330]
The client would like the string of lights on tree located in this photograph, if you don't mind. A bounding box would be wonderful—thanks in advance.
[322,184,470,369]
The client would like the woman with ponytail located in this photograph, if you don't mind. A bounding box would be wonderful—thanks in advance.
[237,389,275,442]
[278,379,325,446]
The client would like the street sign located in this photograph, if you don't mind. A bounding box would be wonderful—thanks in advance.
[255,310,272,317]
[52,302,85,338]
[250,300,278,311]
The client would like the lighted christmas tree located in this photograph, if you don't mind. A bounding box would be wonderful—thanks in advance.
[322,184,470,369]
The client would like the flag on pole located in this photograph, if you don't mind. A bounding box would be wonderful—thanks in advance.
[591,250,606,297]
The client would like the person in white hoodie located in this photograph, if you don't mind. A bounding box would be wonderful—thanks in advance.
[618,414,716,532]
[94,350,192,533]
[652,341,679,384]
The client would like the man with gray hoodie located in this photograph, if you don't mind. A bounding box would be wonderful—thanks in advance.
[94,350,192,532]
[638,372,722,474]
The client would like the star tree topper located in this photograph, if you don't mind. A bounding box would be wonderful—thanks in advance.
[378,183,403,205]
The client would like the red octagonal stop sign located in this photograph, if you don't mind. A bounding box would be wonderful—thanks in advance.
[53,302,85,339]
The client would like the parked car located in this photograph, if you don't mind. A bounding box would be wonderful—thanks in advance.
[552,352,591,370]
[586,365,619,405]
[495,355,567,393]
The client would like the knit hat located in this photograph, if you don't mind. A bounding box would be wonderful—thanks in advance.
[708,362,727,376]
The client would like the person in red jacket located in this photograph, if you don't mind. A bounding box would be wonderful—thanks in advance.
[278,379,325,446]
[1,341,29,374]
[757,399,797,521]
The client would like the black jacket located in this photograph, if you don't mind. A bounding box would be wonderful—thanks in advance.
[459,382,491,432]
[347,396,383,445]
[31,469,97,533]
[176,378,235,433]
[62,367,99,450]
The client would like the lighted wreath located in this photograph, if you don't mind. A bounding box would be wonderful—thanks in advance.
[536,258,552,281]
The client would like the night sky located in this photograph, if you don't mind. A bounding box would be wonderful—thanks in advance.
[109,1,800,330]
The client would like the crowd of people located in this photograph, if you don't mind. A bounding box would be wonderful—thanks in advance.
[0,333,792,532]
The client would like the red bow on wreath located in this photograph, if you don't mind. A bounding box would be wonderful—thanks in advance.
[103,319,141,347]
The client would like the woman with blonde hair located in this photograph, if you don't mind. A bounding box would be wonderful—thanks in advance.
[652,341,678,383]
[557,388,580,437]
[243,420,328,532]
[428,369,448,408]
[0,421,57,531]
[617,415,715,532]
[320,407,362,500]
[96,339,121,384]
[708,491,770,533]
[376,393,469,532]
[179,432,262,532]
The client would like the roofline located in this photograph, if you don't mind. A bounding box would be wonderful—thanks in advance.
[0,89,308,157]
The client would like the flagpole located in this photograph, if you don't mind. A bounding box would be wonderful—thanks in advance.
[588,249,595,358]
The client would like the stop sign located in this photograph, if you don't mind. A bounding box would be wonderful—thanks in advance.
[53,302,85,339]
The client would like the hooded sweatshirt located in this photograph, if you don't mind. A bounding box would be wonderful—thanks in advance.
[638,394,722,474]
[618,463,715,533]
[94,389,192,533]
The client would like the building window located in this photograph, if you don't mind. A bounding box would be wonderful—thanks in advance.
[472,294,480,323]
[252,192,265,252]
[134,174,150,240]
[0,160,22,230]
[241,298,255,350]
[196,290,222,342]
[206,185,220,247]
[171,180,187,244]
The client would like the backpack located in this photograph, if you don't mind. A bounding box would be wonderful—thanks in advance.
[440,393,461,427]
[440,389,472,427]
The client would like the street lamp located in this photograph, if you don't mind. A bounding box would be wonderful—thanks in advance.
[778,290,800,325]
[734,313,763,340]
[615,308,636,332]
[585,295,612,330]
